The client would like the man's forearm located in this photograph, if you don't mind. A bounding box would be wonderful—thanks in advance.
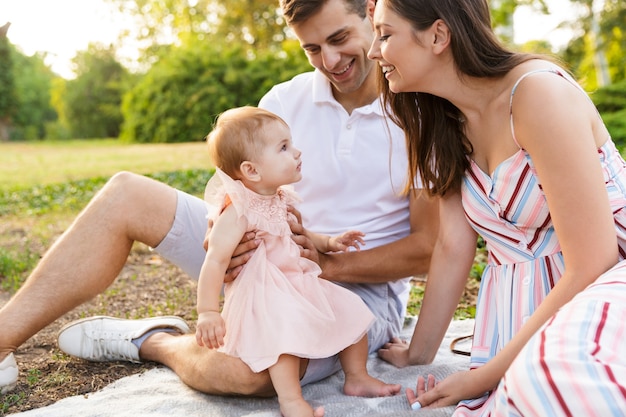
[318,233,433,284]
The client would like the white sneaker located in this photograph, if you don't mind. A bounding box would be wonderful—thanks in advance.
[0,353,18,394]
[57,316,190,363]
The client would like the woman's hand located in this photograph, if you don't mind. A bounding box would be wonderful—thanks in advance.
[377,337,411,368]
[407,370,491,410]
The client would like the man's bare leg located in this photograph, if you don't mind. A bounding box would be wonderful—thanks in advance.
[140,332,293,396]
[0,172,178,360]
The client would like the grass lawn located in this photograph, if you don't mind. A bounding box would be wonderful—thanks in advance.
[0,139,211,189]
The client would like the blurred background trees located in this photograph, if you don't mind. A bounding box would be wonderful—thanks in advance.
[1,0,624,146]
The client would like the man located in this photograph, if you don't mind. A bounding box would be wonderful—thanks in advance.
[0,0,456,397]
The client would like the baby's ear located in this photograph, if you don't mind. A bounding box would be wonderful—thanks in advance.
[240,161,261,182]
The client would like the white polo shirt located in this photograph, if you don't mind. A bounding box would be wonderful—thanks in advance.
[259,70,412,349]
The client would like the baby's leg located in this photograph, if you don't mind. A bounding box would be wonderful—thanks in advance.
[269,355,324,417]
[339,337,401,397]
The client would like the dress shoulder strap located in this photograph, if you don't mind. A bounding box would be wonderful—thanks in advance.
[509,68,572,149]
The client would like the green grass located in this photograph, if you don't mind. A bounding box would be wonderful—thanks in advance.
[0,139,215,293]
[0,139,211,189]
[0,247,40,292]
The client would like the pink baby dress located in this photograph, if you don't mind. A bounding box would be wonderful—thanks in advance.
[204,168,375,373]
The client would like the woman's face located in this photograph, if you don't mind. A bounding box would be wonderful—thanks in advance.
[367,1,433,93]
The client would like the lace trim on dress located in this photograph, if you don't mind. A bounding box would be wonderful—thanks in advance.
[204,168,300,236]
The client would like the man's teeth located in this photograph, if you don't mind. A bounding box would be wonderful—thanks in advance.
[333,63,351,75]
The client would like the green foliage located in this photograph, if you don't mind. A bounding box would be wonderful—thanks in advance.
[559,0,625,88]
[213,0,288,51]
[1,392,25,415]
[120,40,310,143]
[0,25,17,126]
[0,247,39,292]
[590,79,626,147]
[0,169,212,217]
[107,0,216,66]
[600,0,626,83]
[10,50,58,140]
[63,44,129,139]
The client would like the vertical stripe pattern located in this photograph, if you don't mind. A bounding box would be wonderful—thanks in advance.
[453,68,626,415]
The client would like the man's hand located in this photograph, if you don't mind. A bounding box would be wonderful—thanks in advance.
[223,231,259,282]
[377,337,411,368]
[287,206,321,265]
[205,217,259,282]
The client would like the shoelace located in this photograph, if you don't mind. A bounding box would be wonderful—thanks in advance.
[83,327,138,362]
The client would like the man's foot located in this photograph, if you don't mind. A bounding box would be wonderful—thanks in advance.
[0,353,18,394]
[57,316,190,363]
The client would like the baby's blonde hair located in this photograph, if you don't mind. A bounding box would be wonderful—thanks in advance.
[206,106,288,179]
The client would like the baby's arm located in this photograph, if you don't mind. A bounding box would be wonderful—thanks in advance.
[196,205,247,349]
[307,229,365,253]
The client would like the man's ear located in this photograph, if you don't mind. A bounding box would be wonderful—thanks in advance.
[240,161,261,182]
[367,0,376,22]
[431,19,451,54]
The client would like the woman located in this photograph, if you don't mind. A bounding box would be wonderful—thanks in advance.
[368,0,626,415]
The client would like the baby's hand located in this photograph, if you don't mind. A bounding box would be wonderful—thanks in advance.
[195,311,226,349]
[329,230,366,252]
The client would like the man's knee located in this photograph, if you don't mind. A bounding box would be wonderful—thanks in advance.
[161,339,276,397]
[106,171,152,197]
[233,371,275,397]
[185,363,275,397]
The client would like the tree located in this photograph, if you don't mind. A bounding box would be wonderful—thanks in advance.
[63,43,129,139]
[11,50,58,140]
[599,0,626,83]
[591,79,626,148]
[105,0,288,65]
[560,0,625,90]
[0,22,16,141]
[0,24,58,141]
[489,0,548,44]
[211,0,287,51]
[120,39,310,143]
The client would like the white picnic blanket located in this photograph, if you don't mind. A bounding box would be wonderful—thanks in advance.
[12,319,473,417]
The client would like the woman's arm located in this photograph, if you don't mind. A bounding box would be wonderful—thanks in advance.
[379,190,476,367]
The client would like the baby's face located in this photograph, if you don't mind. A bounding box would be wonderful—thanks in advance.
[254,121,303,190]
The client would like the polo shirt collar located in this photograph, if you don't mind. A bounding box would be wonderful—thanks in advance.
[311,69,384,116]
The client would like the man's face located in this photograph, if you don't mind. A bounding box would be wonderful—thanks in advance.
[290,0,376,97]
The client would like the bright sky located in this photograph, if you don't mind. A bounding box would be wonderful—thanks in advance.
[0,0,579,79]
[0,0,122,78]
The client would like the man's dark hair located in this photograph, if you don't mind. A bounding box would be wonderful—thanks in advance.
[280,0,367,25]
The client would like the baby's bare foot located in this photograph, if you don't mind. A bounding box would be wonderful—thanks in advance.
[278,397,324,417]
[343,373,402,397]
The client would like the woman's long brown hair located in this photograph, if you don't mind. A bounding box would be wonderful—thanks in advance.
[378,0,539,196]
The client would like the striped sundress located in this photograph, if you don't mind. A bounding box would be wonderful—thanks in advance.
[454,69,626,416]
